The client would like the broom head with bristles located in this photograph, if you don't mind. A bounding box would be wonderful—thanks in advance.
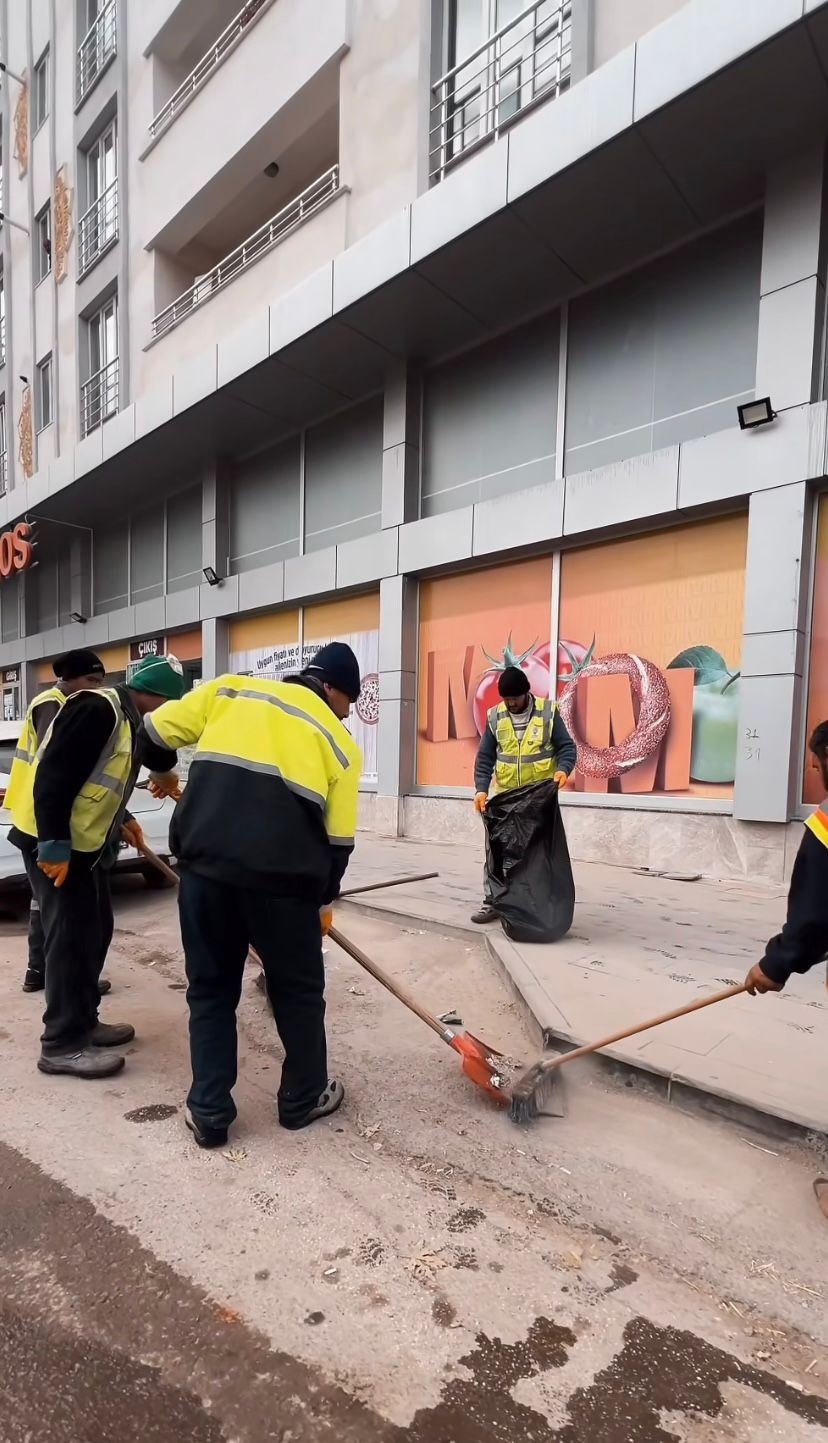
[508,1059,564,1124]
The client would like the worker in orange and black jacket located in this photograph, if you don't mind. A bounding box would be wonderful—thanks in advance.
[744,720,828,1223]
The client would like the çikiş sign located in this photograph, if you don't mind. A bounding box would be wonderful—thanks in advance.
[0,523,33,578]
[130,636,165,662]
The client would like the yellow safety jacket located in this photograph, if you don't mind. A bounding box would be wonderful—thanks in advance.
[145,675,362,849]
[9,687,135,852]
[488,698,558,793]
[5,686,66,815]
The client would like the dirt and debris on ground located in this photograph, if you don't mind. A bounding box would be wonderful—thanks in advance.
[0,879,827,1441]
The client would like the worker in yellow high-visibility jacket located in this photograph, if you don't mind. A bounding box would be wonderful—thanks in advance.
[6,649,108,995]
[745,720,828,1223]
[143,642,363,1148]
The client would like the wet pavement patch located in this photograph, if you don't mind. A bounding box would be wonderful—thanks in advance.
[607,1262,638,1293]
[548,1316,828,1442]
[432,1296,457,1329]
[124,1104,178,1124]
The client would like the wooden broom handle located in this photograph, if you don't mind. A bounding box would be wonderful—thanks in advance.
[136,841,181,886]
[339,872,438,897]
[329,924,451,1041]
[539,983,748,1075]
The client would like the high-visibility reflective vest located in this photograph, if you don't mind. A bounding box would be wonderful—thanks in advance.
[5,686,66,815]
[488,698,558,792]
[806,806,828,849]
[9,687,134,851]
[145,674,362,847]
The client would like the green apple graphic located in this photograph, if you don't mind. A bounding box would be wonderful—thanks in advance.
[667,645,741,785]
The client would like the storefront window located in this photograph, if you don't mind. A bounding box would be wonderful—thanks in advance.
[416,517,748,800]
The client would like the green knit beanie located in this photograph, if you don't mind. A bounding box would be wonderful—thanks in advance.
[126,653,185,701]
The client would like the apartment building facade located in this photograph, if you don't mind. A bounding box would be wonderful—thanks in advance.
[0,0,827,882]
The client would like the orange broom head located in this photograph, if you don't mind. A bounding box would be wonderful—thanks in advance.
[449,1032,510,1106]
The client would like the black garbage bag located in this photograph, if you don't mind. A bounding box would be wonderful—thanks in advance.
[483,778,575,943]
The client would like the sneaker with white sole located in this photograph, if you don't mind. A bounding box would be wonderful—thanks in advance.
[280,1079,345,1131]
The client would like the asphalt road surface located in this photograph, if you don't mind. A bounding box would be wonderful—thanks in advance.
[1,882,827,1442]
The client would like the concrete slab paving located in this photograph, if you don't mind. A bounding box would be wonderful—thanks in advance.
[344,832,828,1137]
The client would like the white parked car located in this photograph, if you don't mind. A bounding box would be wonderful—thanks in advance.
[0,720,177,893]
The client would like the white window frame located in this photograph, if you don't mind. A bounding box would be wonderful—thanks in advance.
[36,356,53,433]
[33,50,49,132]
[0,396,7,494]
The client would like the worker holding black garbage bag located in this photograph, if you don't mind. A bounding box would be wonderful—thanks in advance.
[472,665,577,942]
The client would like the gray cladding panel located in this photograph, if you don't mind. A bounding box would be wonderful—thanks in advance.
[93,521,129,613]
[422,315,559,517]
[304,397,383,554]
[565,214,762,472]
[229,437,300,575]
[130,505,165,604]
[167,485,203,592]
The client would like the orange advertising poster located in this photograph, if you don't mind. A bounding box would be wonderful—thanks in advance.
[558,515,748,799]
[417,558,554,787]
[416,517,748,798]
[804,495,828,804]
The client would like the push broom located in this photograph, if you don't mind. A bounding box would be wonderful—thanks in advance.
[508,982,748,1124]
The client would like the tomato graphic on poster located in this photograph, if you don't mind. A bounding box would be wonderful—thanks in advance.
[470,635,596,736]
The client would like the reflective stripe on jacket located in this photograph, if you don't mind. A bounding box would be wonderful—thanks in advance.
[9,687,134,852]
[145,675,362,850]
[5,687,65,815]
[488,698,558,792]
[806,806,828,849]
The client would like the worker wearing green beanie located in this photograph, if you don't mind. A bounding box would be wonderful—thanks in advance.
[9,654,184,1081]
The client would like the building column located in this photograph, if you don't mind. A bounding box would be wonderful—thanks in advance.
[200,459,231,681]
[755,146,827,411]
[733,482,812,823]
[376,575,418,835]
[375,363,421,833]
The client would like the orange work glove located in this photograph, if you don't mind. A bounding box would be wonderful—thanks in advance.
[120,819,145,850]
[320,907,333,937]
[148,771,182,801]
[38,861,69,889]
[474,792,488,814]
[553,770,569,789]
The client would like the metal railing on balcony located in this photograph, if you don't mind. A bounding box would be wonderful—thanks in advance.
[77,0,117,106]
[78,179,119,278]
[430,0,572,182]
[151,164,341,340]
[149,0,271,140]
[81,356,119,438]
[0,313,5,368]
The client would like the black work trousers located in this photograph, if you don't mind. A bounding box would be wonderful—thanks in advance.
[22,847,114,1054]
[26,893,45,976]
[178,869,327,1130]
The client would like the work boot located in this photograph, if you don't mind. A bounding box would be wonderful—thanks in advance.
[815,1179,828,1222]
[90,1021,135,1048]
[185,1108,229,1150]
[280,1079,345,1131]
[38,1048,126,1079]
[470,904,500,925]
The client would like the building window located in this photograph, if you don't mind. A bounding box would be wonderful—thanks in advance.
[36,356,53,432]
[35,205,51,284]
[81,295,118,435]
[33,50,49,131]
[0,397,7,495]
[79,120,118,275]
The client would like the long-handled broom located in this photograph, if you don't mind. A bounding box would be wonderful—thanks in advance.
[509,982,748,1124]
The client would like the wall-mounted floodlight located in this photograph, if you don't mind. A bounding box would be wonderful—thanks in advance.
[738,397,776,430]
[203,566,223,587]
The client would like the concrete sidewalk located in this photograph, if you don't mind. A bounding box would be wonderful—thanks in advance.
[343,830,828,1138]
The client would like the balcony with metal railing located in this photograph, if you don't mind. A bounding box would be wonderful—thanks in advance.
[81,357,119,438]
[151,164,341,340]
[149,0,271,141]
[77,0,117,106]
[430,0,572,182]
[78,180,119,279]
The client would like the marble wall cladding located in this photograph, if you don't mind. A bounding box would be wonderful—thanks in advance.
[389,797,795,884]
